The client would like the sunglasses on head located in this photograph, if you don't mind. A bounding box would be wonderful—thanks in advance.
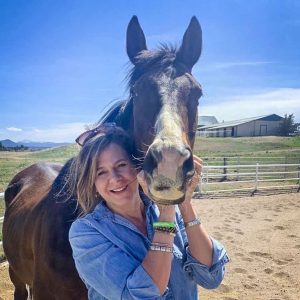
[75,123,118,147]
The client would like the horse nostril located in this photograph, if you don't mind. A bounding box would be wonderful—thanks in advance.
[155,185,171,192]
[183,149,194,176]
[143,147,160,175]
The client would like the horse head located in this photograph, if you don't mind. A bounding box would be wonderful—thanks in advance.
[127,16,202,205]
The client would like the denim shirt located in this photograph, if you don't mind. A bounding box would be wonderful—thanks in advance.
[69,194,229,300]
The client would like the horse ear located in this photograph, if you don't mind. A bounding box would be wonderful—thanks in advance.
[126,16,147,64]
[177,16,202,70]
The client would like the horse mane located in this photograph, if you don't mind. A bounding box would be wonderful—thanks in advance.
[94,98,133,132]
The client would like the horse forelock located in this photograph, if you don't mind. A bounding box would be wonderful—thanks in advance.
[127,44,182,88]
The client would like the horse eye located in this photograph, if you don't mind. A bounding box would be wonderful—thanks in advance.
[190,88,202,103]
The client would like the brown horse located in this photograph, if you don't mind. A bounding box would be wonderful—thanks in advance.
[3,16,203,299]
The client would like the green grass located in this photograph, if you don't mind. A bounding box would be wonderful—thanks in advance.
[194,136,300,159]
[0,144,79,192]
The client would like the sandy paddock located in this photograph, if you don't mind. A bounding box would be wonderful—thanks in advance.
[1,192,300,300]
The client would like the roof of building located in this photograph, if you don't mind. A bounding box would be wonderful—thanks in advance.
[199,114,283,130]
[198,115,218,127]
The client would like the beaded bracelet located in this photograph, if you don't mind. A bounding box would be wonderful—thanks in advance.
[150,243,173,253]
[184,218,201,228]
[154,227,176,237]
[153,221,177,236]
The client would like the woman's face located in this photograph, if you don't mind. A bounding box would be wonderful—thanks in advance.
[95,143,139,210]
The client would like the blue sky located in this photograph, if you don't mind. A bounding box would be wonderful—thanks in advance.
[1,0,299,142]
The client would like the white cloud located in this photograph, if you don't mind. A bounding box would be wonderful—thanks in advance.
[197,61,273,74]
[210,61,273,70]
[199,88,300,122]
[6,127,23,132]
[1,122,90,143]
[30,122,91,143]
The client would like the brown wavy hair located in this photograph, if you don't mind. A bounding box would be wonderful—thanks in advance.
[70,126,136,216]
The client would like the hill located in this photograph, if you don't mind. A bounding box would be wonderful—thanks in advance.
[0,139,71,150]
[0,139,18,148]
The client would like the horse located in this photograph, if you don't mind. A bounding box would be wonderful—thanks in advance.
[3,16,203,299]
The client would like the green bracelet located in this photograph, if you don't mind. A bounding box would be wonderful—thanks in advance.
[153,221,176,228]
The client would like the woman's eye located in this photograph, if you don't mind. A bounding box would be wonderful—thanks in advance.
[118,163,127,168]
[97,170,106,176]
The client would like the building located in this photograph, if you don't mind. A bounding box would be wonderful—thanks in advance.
[198,114,284,137]
[198,116,219,127]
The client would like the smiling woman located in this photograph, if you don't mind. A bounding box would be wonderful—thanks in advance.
[68,124,229,299]
[71,124,137,215]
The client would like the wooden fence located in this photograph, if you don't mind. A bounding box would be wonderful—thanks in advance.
[199,163,300,194]
[1,163,299,249]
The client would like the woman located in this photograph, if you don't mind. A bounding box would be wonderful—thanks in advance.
[69,124,229,300]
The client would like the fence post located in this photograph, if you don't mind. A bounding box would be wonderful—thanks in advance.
[237,156,240,181]
[222,157,228,181]
[254,162,259,192]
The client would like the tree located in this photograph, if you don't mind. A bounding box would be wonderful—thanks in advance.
[278,114,298,136]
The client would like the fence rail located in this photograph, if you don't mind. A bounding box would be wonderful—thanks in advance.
[199,163,300,194]
[1,163,300,249]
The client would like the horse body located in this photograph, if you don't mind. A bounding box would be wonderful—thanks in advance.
[3,163,64,298]
[3,16,203,299]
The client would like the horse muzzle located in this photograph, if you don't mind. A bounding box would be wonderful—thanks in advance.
[143,142,194,205]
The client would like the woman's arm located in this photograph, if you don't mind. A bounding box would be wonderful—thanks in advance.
[178,156,229,289]
[179,155,213,267]
[141,205,176,295]
[137,171,176,295]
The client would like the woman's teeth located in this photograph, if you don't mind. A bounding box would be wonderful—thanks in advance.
[112,186,127,192]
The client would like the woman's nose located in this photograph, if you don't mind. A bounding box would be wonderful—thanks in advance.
[111,169,121,180]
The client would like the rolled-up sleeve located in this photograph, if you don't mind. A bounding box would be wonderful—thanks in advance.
[69,220,161,300]
[183,238,229,289]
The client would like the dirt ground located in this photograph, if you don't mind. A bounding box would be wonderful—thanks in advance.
[1,193,299,300]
